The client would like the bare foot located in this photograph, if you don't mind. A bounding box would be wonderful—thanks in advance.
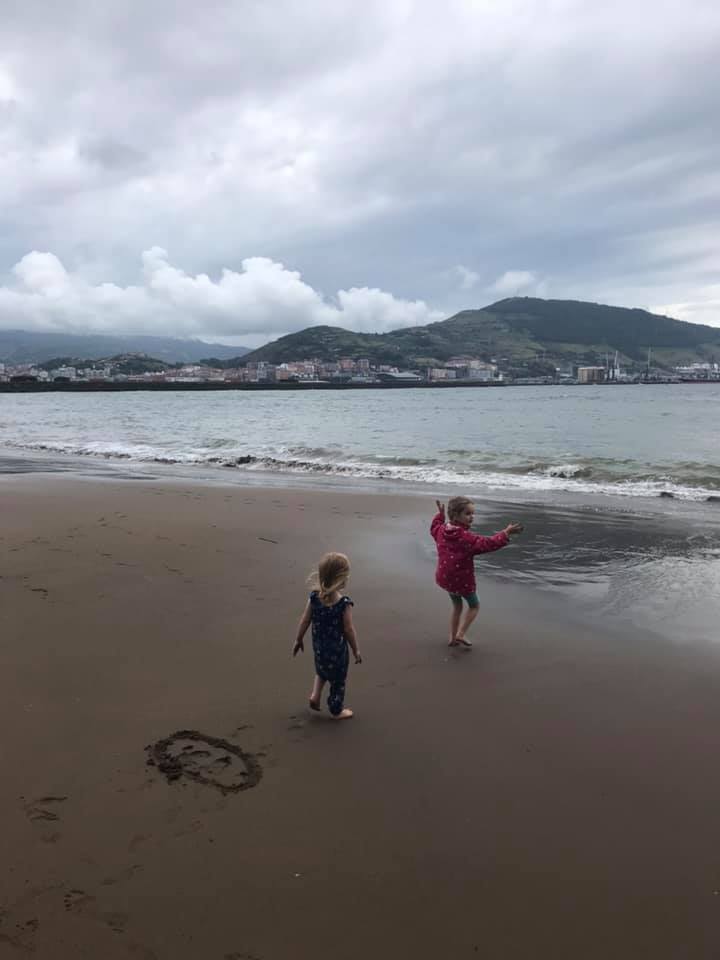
[308,698,320,711]
[332,709,354,720]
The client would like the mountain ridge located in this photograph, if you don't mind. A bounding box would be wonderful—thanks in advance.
[239,297,720,369]
[0,330,250,365]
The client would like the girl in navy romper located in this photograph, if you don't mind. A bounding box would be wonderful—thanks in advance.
[293,552,362,719]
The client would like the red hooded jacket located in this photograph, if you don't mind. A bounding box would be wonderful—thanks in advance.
[430,511,509,595]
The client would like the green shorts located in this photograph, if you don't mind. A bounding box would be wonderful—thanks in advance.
[448,591,479,608]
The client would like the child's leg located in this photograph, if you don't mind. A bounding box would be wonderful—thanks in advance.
[309,675,325,709]
[327,675,352,719]
[455,594,480,646]
[448,594,463,645]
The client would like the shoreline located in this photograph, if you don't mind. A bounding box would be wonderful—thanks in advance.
[2,379,508,393]
[3,475,720,958]
[3,445,720,515]
[3,379,720,393]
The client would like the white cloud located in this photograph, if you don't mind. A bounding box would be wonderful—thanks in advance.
[490,270,544,296]
[650,293,720,329]
[454,265,480,290]
[1,0,719,324]
[0,247,443,341]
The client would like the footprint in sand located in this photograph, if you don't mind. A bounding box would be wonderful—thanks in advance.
[127,833,150,853]
[0,889,50,953]
[229,723,254,736]
[63,889,96,914]
[0,910,39,954]
[0,917,38,953]
[23,795,67,823]
[101,864,143,887]
[64,888,131,935]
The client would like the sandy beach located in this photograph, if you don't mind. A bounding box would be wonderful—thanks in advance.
[3,474,720,959]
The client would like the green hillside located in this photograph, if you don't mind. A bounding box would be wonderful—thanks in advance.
[239,326,408,367]
[486,298,720,360]
[38,354,172,375]
[239,298,720,369]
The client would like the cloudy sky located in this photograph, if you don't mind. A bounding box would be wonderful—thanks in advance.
[1,0,719,345]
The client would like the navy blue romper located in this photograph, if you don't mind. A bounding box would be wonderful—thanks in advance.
[310,591,354,716]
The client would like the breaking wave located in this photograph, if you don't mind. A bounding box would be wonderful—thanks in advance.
[10,440,720,503]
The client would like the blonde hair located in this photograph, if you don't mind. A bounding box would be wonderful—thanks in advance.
[447,496,474,521]
[309,552,350,603]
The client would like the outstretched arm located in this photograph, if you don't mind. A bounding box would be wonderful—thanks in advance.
[469,522,523,555]
[292,600,311,656]
[430,500,446,540]
[343,605,362,664]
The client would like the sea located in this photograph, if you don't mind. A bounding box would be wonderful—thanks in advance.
[2,383,719,643]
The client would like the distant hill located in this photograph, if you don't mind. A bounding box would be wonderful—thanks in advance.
[240,298,720,369]
[37,354,174,375]
[0,330,249,365]
[240,326,408,367]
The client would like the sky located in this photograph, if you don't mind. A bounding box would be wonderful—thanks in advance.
[1,0,719,346]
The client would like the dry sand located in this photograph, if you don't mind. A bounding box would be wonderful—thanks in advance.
[2,475,720,959]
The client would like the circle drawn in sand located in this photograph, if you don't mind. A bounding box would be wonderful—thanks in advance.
[146,730,262,794]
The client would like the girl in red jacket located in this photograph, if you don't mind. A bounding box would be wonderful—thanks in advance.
[431,496,522,648]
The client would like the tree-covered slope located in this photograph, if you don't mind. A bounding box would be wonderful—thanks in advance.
[238,297,720,368]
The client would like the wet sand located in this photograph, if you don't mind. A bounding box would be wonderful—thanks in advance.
[2,475,720,959]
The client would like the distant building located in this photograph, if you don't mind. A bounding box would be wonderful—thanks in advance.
[430,361,496,381]
[376,371,422,382]
[276,367,294,382]
[674,362,720,378]
[577,366,606,383]
[51,365,77,380]
[444,357,497,380]
[244,362,270,382]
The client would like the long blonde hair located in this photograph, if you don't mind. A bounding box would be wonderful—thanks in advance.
[309,552,350,603]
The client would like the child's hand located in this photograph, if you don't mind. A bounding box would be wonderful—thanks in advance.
[354,652,363,665]
[292,640,304,656]
[504,522,524,536]
[435,499,446,517]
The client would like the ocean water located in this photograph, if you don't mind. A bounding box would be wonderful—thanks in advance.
[1,383,719,503]
[2,383,719,642]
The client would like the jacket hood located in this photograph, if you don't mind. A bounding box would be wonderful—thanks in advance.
[441,523,466,540]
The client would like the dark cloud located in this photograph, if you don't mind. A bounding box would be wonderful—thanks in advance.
[78,138,147,170]
[0,0,718,336]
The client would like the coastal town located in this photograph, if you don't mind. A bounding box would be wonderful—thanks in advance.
[1,353,719,387]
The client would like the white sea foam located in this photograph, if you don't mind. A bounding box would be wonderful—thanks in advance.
[2,384,719,505]
[8,438,719,503]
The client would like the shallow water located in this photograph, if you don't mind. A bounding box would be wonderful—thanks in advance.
[1,382,719,501]
[3,383,719,641]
